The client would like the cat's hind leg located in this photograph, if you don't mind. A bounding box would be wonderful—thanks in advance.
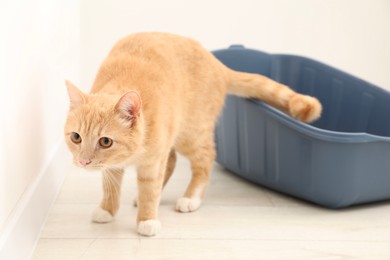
[92,168,124,223]
[176,136,215,213]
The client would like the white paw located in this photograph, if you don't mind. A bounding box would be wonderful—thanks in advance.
[176,197,202,213]
[91,207,114,223]
[137,219,161,236]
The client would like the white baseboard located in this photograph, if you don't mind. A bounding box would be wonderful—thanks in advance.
[0,141,71,260]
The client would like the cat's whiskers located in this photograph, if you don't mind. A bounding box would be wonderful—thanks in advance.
[103,172,114,214]
[103,168,123,213]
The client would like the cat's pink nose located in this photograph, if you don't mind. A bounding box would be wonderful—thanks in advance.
[79,158,92,166]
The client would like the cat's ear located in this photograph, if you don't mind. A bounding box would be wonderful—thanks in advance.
[115,91,142,126]
[65,80,86,110]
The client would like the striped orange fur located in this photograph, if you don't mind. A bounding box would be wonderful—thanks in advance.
[64,32,322,236]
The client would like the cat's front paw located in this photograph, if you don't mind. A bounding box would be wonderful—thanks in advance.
[288,94,322,123]
[91,207,114,223]
[137,219,161,236]
[176,197,202,213]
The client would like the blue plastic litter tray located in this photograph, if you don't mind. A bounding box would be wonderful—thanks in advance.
[213,45,390,208]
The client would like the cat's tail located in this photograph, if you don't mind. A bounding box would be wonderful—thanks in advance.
[227,70,322,123]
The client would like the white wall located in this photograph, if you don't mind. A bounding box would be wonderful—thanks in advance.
[80,0,390,91]
[0,0,387,252]
[0,0,79,234]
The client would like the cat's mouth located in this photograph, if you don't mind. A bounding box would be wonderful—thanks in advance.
[74,159,105,170]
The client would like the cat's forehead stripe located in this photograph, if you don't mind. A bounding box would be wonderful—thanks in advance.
[77,108,112,137]
[85,110,97,134]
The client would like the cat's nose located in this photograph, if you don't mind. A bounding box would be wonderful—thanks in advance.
[79,158,92,166]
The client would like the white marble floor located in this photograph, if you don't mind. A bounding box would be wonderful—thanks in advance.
[32,155,390,259]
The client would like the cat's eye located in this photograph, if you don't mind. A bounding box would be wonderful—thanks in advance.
[99,137,113,148]
[70,132,82,144]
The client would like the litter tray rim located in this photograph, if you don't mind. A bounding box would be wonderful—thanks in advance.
[247,98,390,144]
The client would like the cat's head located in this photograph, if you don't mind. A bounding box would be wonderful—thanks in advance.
[64,81,144,170]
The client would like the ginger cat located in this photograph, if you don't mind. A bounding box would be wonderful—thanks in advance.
[64,32,321,236]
